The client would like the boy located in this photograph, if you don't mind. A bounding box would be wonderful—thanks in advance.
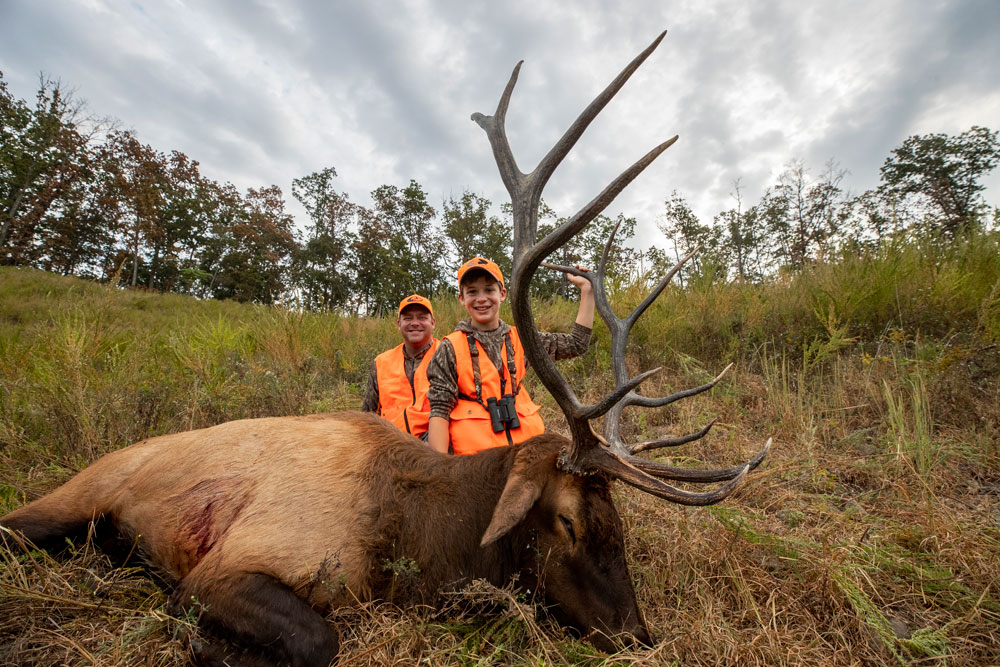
[362,294,438,439]
[426,257,594,454]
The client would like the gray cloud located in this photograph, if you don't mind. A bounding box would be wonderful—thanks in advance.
[1,0,997,248]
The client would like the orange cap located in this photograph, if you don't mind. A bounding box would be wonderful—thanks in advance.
[457,257,504,288]
[397,294,434,317]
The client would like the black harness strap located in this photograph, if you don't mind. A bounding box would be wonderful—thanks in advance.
[457,332,488,408]
[503,331,519,396]
[455,331,521,447]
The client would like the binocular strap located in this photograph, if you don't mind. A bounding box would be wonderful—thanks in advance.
[457,331,522,446]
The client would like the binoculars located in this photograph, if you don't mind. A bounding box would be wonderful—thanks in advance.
[487,394,520,433]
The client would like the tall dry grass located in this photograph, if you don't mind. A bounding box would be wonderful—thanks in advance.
[1,231,998,665]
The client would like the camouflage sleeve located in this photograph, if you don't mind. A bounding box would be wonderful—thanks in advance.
[539,323,593,361]
[426,338,459,420]
[360,360,379,412]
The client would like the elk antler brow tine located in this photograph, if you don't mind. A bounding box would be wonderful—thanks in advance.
[592,449,750,506]
[629,419,717,454]
[579,367,661,421]
[627,363,733,409]
[632,461,748,483]
[632,438,771,483]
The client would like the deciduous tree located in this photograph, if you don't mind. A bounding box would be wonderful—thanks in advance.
[880,125,1000,236]
[291,167,356,311]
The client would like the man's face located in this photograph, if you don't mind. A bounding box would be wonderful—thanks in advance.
[458,275,507,330]
[397,306,435,347]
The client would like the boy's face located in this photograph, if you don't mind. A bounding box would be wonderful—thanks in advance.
[458,275,507,330]
[396,306,435,347]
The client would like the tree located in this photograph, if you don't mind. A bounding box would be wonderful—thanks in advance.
[136,150,208,291]
[441,190,512,281]
[0,73,96,265]
[98,130,172,287]
[350,205,390,316]
[880,126,1000,236]
[715,180,767,282]
[291,167,356,311]
[192,181,244,298]
[657,190,723,285]
[366,180,445,313]
[210,185,298,304]
[769,160,847,270]
[32,143,108,277]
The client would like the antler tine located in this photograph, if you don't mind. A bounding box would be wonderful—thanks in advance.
[599,214,623,275]
[470,61,525,199]
[630,418,718,454]
[532,30,667,230]
[629,363,733,408]
[522,136,678,286]
[625,245,698,329]
[580,448,751,506]
[632,438,772,482]
[473,32,667,270]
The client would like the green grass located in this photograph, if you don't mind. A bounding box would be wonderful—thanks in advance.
[1,230,999,665]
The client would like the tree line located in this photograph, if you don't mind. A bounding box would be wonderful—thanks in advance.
[3,72,998,312]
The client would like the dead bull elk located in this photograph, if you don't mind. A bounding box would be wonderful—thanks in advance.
[1,31,769,666]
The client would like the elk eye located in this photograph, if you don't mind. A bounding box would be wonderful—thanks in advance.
[558,515,576,544]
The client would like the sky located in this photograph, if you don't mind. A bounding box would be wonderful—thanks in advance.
[2,0,999,248]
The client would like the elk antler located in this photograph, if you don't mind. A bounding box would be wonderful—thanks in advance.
[472,31,769,506]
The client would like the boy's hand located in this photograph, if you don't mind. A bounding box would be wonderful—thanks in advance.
[567,266,593,293]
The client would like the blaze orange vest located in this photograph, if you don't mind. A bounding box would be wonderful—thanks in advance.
[446,327,544,455]
[375,339,438,437]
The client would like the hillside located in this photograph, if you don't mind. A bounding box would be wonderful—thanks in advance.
[1,237,999,665]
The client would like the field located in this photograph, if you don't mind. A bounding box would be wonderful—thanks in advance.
[1,233,999,665]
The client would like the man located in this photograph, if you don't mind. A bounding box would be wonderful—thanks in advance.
[361,294,438,439]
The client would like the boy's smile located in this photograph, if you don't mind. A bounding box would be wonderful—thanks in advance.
[458,276,507,330]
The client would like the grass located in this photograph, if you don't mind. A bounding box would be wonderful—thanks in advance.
[1,230,999,665]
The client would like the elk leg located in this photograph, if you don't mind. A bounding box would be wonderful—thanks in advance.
[169,570,338,667]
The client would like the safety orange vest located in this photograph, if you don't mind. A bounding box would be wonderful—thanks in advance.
[375,339,439,437]
[446,327,544,455]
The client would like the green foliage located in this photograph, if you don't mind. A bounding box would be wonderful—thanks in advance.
[0,267,389,475]
[442,190,512,282]
[880,125,1000,236]
[290,167,356,311]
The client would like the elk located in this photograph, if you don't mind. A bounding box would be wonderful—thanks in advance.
[0,32,769,667]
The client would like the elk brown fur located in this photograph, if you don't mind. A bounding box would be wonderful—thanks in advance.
[1,412,650,665]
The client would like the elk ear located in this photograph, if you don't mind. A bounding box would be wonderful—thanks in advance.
[480,465,545,547]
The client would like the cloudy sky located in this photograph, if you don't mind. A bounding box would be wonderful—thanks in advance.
[2,0,998,246]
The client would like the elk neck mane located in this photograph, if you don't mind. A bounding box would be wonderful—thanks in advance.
[349,412,564,600]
